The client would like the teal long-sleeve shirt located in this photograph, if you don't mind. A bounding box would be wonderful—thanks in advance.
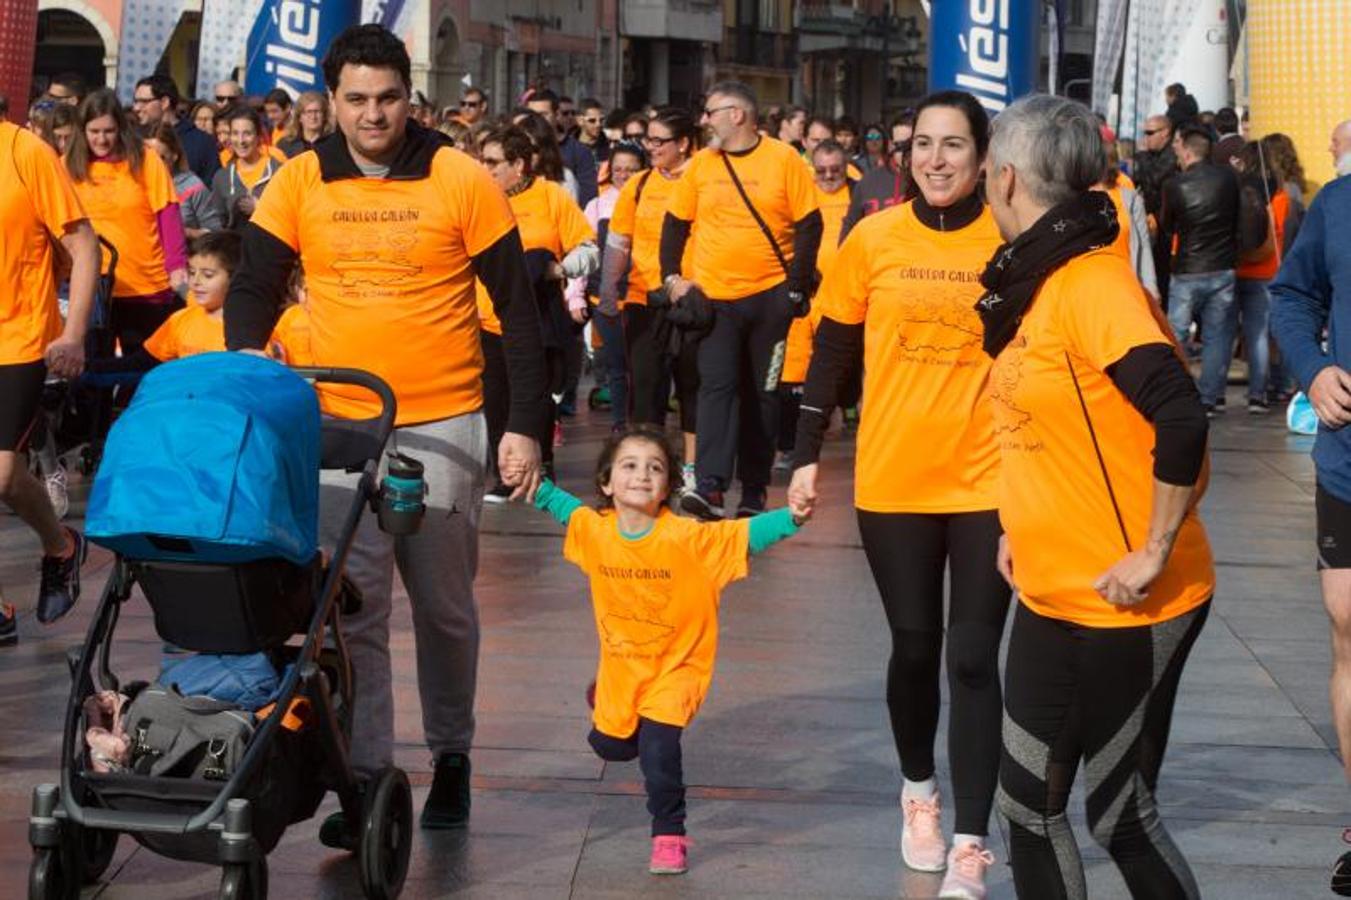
[533,480,800,552]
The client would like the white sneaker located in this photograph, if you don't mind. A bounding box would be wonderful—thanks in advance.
[45,467,69,520]
[938,842,995,899]
[681,464,696,496]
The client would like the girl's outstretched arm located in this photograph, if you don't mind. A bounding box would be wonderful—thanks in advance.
[534,479,584,526]
[748,507,803,555]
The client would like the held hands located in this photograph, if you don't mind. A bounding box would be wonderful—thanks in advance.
[498,432,542,502]
[1309,366,1351,429]
[667,276,694,303]
[787,464,818,523]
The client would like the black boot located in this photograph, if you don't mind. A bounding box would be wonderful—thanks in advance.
[421,752,471,829]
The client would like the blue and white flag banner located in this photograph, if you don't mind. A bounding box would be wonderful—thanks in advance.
[196,0,263,99]
[116,0,186,103]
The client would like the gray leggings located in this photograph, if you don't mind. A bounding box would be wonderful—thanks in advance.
[320,410,487,775]
[998,600,1209,899]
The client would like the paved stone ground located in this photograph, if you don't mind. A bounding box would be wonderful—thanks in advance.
[0,383,1345,898]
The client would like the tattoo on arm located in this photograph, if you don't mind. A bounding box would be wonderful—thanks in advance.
[1148,527,1179,556]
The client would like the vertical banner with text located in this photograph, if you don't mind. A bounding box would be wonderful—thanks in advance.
[245,0,361,99]
[0,0,38,114]
[928,0,1040,113]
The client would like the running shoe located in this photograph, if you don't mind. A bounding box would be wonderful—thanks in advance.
[649,835,689,875]
[735,485,767,519]
[421,752,471,829]
[1248,397,1270,415]
[681,464,697,496]
[773,452,794,472]
[45,466,69,520]
[0,601,16,646]
[483,483,513,504]
[939,842,995,899]
[901,792,947,872]
[679,489,724,521]
[1333,829,1351,896]
[37,527,86,624]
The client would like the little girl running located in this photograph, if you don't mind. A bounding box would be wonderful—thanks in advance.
[531,425,809,875]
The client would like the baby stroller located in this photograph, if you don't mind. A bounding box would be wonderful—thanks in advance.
[28,353,414,900]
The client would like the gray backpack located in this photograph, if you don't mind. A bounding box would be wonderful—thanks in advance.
[124,684,255,781]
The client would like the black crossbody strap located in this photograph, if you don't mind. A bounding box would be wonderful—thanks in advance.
[633,169,654,208]
[720,150,790,278]
[1065,351,1132,552]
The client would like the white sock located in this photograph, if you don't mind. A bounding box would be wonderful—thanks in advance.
[901,777,937,801]
[952,833,985,850]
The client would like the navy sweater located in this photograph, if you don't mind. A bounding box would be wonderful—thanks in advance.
[1270,176,1351,500]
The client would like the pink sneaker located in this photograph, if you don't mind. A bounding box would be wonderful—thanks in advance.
[901,793,947,872]
[938,842,995,899]
[649,834,689,874]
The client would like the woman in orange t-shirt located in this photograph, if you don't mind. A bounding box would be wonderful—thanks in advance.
[600,107,703,490]
[66,89,187,357]
[209,106,285,231]
[980,95,1212,899]
[787,91,1008,894]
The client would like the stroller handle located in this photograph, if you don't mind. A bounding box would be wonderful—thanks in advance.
[291,366,398,446]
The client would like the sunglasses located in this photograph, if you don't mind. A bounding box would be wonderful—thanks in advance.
[460,100,483,108]
[865,132,884,140]
[1143,128,1164,137]
[814,166,845,177]
[582,117,602,124]
[216,95,240,103]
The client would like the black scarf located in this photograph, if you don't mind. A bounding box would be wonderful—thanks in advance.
[975,191,1119,358]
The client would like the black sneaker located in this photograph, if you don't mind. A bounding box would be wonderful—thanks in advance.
[735,486,767,519]
[0,602,16,646]
[318,809,357,852]
[1248,397,1270,415]
[483,482,513,505]
[421,752,471,829]
[37,527,85,624]
[1333,848,1351,896]
[679,490,725,521]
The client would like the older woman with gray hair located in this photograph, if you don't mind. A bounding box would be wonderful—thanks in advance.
[978,94,1214,899]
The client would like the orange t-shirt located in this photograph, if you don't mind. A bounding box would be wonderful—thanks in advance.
[248,146,517,425]
[989,249,1214,628]
[667,138,819,300]
[269,303,312,366]
[609,166,696,307]
[0,123,87,365]
[816,202,1003,512]
[476,177,594,335]
[1237,189,1289,281]
[233,154,280,191]
[783,181,850,384]
[73,152,178,298]
[142,303,224,360]
[563,507,750,736]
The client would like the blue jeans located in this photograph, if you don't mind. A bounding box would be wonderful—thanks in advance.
[591,312,628,429]
[1235,277,1270,402]
[1167,270,1237,406]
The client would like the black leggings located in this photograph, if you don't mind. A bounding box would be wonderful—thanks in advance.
[856,509,1011,836]
[589,719,685,836]
[998,600,1209,900]
[480,331,564,473]
[624,303,699,433]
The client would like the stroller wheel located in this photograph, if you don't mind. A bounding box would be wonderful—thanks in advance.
[67,820,118,884]
[219,857,268,899]
[27,846,74,900]
[359,766,413,900]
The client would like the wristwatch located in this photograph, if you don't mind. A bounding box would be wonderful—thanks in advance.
[787,290,806,306]
[663,274,682,291]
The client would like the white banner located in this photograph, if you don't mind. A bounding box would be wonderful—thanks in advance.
[362,0,414,33]
[195,0,263,99]
[116,0,188,103]
[1091,0,1128,120]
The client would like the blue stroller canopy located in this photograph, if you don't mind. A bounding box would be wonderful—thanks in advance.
[87,353,320,565]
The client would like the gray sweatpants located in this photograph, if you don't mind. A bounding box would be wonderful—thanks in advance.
[320,410,487,775]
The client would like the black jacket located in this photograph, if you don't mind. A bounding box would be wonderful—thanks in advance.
[1132,147,1177,217]
[174,118,220,185]
[1160,161,1241,275]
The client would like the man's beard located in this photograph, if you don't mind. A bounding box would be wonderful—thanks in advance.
[1338,152,1351,178]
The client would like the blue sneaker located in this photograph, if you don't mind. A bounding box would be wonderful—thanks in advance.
[37,527,85,624]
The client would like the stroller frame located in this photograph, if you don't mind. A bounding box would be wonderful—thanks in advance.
[28,367,411,900]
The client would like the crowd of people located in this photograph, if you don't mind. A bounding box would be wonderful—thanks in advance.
[4,22,1351,899]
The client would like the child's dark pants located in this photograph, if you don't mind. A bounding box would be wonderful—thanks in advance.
[589,718,685,836]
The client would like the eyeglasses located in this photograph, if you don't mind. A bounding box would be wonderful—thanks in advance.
[702,104,738,118]
[643,134,676,147]
[813,166,845,177]
[132,94,156,106]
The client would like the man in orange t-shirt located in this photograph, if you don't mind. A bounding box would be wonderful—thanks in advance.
[225,24,547,841]
[660,80,822,519]
[0,120,100,635]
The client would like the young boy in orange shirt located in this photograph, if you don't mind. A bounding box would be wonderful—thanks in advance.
[530,425,810,875]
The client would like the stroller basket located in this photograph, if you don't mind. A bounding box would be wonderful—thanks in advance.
[132,555,321,654]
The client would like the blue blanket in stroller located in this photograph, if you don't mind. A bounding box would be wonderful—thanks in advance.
[87,353,320,565]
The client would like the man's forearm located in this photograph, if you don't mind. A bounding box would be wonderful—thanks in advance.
[225,224,296,349]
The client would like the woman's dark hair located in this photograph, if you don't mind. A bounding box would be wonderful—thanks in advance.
[608,140,647,171]
[188,100,216,127]
[593,425,681,509]
[649,105,699,157]
[482,126,535,177]
[148,121,188,173]
[223,103,267,136]
[1261,132,1307,197]
[321,23,411,93]
[513,110,564,182]
[66,88,143,183]
[263,88,292,110]
[621,112,648,137]
[914,90,991,157]
[188,231,242,273]
[1238,140,1280,195]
